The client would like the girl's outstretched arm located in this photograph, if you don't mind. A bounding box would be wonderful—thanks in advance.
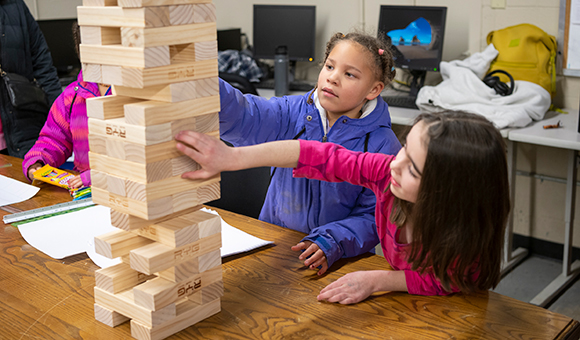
[175,131,300,180]
[317,270,407,304]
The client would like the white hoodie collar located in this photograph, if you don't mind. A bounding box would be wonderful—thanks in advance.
[312,89,378,135]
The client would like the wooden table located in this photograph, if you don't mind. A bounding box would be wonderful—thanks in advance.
[1,154,579,339]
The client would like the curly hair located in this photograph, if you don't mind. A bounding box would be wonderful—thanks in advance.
[307,31,396,104]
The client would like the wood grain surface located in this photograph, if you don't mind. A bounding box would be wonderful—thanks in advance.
[1,154,579,340]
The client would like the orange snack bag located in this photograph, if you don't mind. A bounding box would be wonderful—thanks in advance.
[32,164,75,190]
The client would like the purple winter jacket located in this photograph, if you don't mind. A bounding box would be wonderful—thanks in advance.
[22,71,105,186]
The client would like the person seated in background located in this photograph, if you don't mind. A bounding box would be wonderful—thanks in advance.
[0,0,62,157]
[22,22,110,189]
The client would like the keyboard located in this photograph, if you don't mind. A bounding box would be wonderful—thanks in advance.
[255,79,315,92]
[383,95,419,109]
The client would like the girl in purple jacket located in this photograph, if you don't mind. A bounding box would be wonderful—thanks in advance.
[218,32,401,276]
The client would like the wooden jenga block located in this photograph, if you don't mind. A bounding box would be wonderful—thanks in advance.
[96,262,156,293]
[88,113,217,146]
[124,95,219,126]
[87,95,145,120]
[192,3,215,23]
[89,138,181,164]
[82,63,103,83]
[99,59,217,88]
[95,228,155,258]
[93,187,170,220]
[110,205,201,231]
[77,6,170,28]
[118,0,212,7]
[172,180,220,210]
[94,287,177,327]
[113,77,218,102]
[89,154,218,185]
[80,26,121,45]
[168,4,193,25]
[91,168,108,188]
[135,209,220,247]
[104,172,219,205]
[133,266,222,310]
[80,44,170,68]
[129,232,221,274]
[94,303,130,327]
[88,119,171,147]
[92,182,219,220]
[120,23,215,48]
[157,248,220,282]
[105,138,128,161]
[129,298,220,340]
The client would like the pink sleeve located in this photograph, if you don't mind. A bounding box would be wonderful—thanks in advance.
[293,139,392,194]
[80,169,91,187]
[404,270,460,296]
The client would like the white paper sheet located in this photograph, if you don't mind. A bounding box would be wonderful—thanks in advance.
[0,174,40,206]
[202,207,274,257]
[18,205,122,268]
[18,205,273,268]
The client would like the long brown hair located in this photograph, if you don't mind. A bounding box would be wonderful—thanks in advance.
[307,31,396,104]
[392,111,510,293]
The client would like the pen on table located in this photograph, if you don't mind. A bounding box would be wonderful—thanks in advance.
[0,163,12,168]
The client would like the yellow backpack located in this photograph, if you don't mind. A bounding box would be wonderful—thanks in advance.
[486,23,557,98]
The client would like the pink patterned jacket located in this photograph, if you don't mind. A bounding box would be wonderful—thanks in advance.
[22,71,105,186]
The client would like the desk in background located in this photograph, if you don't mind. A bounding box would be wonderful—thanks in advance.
[1,154,579,339]
[508,110,580,307]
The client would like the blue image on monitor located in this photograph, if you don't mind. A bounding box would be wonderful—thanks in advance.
[387,17,432,46]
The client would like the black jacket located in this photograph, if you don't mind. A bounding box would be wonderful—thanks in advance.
[0,0,62,157]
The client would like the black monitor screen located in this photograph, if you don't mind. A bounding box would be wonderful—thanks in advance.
[36,19,80,76]
[253,5,316,62]
[378,6,447,72]
[218,28,242,51]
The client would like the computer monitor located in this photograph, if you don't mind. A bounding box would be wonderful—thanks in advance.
[252,5,316,63]
[378,5,447,96]
[218,28,242,51]
[36,19,80,78]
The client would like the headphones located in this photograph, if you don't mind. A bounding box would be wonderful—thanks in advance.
[483,70,514,96]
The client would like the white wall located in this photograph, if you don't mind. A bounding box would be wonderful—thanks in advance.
[23,0,81,20]
[214,0,472,81]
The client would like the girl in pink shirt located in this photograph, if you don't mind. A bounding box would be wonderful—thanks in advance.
[174,111,509,301]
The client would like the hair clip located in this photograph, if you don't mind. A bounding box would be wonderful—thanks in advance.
[391,66,395,71]
[378,48,384,55]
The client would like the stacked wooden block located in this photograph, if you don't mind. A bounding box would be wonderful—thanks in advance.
[77,1,223,339]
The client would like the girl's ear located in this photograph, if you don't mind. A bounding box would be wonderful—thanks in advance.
[366,81,385,100]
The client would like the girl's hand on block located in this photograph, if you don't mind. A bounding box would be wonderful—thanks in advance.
[292,241,329,276]
[175,131,236,180]
[68,175,83,189]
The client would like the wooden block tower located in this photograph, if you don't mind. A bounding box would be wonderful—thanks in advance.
[77,1,223,339]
